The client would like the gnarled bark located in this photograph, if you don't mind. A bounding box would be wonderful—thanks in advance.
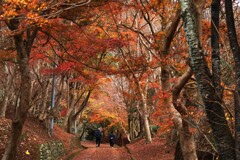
[172,67,197,160]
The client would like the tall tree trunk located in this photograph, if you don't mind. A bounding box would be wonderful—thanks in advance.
[139,88,152,142]
[2,24,38,159]
[134,90,151,142]
[224,1,240,159]
[180,0,235,159]
[211,0,222,97]
[136,58,152,142]
[2,36,31,160]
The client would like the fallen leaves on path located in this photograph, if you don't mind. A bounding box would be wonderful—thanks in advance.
[72,141,132,160]
[126,137,174,160]
[69,137,174,160]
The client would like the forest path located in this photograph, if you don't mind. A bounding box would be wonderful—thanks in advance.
[72,141,132,160]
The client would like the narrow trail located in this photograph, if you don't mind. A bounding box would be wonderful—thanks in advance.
[72,141,132,160]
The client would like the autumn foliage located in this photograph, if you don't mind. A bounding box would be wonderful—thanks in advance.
[0,0,240,159]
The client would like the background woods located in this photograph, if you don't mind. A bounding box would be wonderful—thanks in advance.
[0,0,240,160]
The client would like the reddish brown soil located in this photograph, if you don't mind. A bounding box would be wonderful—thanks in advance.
[54,124,75,150]
[66,138,174,160]
[126,137,174,160]
[0,116,74,160]
[71,141,132,160]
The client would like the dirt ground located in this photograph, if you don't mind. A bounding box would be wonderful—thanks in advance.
[64,138,174,160]
[71,141,132,160]
[0,116,74,160]
[126,137,174,160]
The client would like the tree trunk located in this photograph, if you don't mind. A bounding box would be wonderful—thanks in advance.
[2,22,38,159]
[172,67,197,160]
[0,93,9,117]
[224,1,240,159]
[180,0,235,159]
[225,0,240,93]
[2,34,32,160]
[139,84,152,142]
[174,141,183,160]
[234,90,240,160]
[63,107,74,132]
[38,82,50,121]
[138,112,144,138]
[2,118,26,160]
[0,64,13,117]
[129,108,140,140]
[179,119,197,160]
[128,108,134,140]
[211,0,222,97]
[63,82,75,131]
[67,112,73,133]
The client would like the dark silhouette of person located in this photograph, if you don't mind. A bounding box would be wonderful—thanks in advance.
[109,132,115,148]
[95,127,102,147]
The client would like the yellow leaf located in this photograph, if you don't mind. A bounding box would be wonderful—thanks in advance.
[25,150,30,155]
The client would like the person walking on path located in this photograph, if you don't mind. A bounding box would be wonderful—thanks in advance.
[95,127,102,147]
[109,132,115,148]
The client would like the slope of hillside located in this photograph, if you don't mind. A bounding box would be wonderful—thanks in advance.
[126,137,174,160]
[0,116,75,160]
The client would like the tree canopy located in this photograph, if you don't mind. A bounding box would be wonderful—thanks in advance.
[0,0,240,160]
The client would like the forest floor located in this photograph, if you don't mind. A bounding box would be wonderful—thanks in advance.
[0,116,75,160]
[0,115,174,160]
[63,138,174,160]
